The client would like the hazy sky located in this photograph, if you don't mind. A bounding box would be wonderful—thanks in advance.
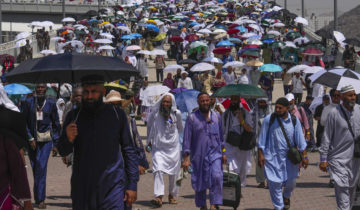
[275,0,360,16]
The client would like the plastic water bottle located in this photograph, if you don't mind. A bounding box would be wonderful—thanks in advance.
[188,165,193,174]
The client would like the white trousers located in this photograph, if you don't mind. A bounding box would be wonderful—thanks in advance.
[153,171,178,198]
[226,144,252,187]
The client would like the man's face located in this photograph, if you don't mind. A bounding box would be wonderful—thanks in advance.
[227,67,233,73]
[342,90,356,108]
[229,96,240,111]
[35,84,47,96]
[161,96,172,109]
[181,73,187,79]
[258,100,267,109]
[82,85,105,104]
[210,97,216,106]
[275,104,289,117]
[198,94,210,113]
[295,72,300,78]
[73,89,83,104]
[331,90,341,104]
[323,99,330,106]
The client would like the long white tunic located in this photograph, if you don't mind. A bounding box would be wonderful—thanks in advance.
[147,110,183,175]
[177,77,193,89]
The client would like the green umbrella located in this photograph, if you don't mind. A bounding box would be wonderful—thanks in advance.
[286,31,301,39]
[262,34,276,40]
[212,84,266,98]
[271,41,285,48]
[242,50,260,57]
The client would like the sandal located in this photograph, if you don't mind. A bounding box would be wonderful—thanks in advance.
[151,198,163,208]
[168,196,178,205]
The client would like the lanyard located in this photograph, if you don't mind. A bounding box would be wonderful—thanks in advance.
[37,99,46,112]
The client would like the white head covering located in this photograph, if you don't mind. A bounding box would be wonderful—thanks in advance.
[0,84,20,112]
[285,93,295,102]
[341,85,355,94]
[152,92,177,114]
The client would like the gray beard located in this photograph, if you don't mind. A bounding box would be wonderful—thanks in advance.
[160,105,171,119]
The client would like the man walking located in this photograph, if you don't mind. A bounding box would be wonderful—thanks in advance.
[57,76,139,209]
[258,97,308,210]
[319,85,360,210]
[182,93,226,210]
[21,83,61,209]
[146,93,183,207]
[291,72,305,104]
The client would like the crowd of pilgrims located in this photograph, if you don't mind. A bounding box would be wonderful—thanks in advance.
[1,0,360,209]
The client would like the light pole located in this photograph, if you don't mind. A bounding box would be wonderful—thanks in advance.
[98,0,101,13]
[334,0,338,30]
[62,0,65,19]
[284,0,287,10]
[0,0,2,44]
[301,0,305,17]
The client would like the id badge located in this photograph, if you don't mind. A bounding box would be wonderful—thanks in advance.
[36,111,43,121]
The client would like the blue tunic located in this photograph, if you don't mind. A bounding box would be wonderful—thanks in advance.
[58,104,139,210]
[183,110,224,192]
[258,113,307,183]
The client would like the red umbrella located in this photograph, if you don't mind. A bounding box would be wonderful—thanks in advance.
[79,20,88,25]
[227,13,235,18]
[213,47,231,55]
[169,36,184,42]
[185,34,199,42]
[221,98,250,111]
[0,54,15,63]
[228,24,239,29]
[302,48,324,56]
[64,26,75,30]
[243,45,260,49]
[357,51,360,56]
[227,28,240,35]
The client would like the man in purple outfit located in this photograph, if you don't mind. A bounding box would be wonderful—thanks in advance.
[182,92,227,210]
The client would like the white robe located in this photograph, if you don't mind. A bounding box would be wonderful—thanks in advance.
[177,77,193,89]
[147,110,183,175]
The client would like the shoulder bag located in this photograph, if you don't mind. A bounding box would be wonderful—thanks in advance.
[339,106,360,158]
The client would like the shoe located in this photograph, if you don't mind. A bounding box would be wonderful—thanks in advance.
[209,205,219,210]
[38,201,47,209]
[168,195,178,205]
[200,207,207,210]
[257,182,265,188]
[329,179,335,188]
[283,197,290,210]
[150,198,162,208]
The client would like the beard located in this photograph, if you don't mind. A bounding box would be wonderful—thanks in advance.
[199,105,210,113]
[160,105,171,119]
[259,105,268,110]
[229,103,240,111]
[82,95,104,113]
[343,99,356,108]
[289,104,295,111]
[275,111,287,118]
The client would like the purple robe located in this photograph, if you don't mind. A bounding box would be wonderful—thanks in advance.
[183,110,224,192]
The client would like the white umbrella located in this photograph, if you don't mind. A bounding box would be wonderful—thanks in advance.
[303,66,324,74]
[163,64,185,72]
[41,21,55,27]
[242,19,257,24]
[40,50,57,55]
[190,62,215,72]
[272,6,282,12]
[98,46,116,50]
[294,17,309,26]
[272,22,285,28]
[94,39,112,44]
[283,41,297,49]
[117,26,131,33]
[30,21,42,27]
[126,45,141,51]
[249,24,261,31]
[15,39,32,48]
[267,30,281,36]
[15,32,31,41]
[100,33,115,39]
[241,32,258,38]
[62,17,76,22]
[198,28,212,34]
[247,39,263,45]
[294,37,310,45]
[142,85,170,98]
[223,61,245,68]
[51,37,65,41]
[137,50,151,55]
[202,57,223,64]
[333,31,346,43]
[212,29,227,34]
[151,49,167,56]
[287,65,309,74]
[68,40,84,48]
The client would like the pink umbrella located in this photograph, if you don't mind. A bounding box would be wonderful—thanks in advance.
[302,48,323,56]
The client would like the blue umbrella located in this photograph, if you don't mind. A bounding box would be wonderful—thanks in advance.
[216,40,235,47]
[116,23,126,26]
[234,26,247,33]
[4,83,32,95]
[215,25,226,30]
[146,24,160,33]
[263,39,274,44]
[259,64,283,72]
[175,89,200,113]
[228,38,242,43]
[121,34,136,40]
[130,33,142,38]
[189,22,200,27]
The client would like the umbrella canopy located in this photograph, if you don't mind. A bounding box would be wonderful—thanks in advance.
[303,66,324,74]
[246,60,263,67]
[94,39,112,44]
[287,64,309,74]
[228,38,242,44]
[227,28,240,35]
[62,17,76,22]
[223,61,245,68]
[121,35,136,40]
[15,32,31,41]
[153,33,167,41]
[142,85,170,97]
[175,89,200,112]
[241,50,260,58]
[216,40,235,47]
[137,50,151,55]
[163,64,185,72]
[259,64,282,72]
[98,46,116,50]
[126,45,141,51]
[267,30,281,36]
[333,31,346,43]
[302,48,323,56]
[146,24,160,32]
[104,82,128,93]
[185,34,200,42]
[169,36,184,42]
[6,53,138,83]
[178,59,198,64]
[202,57,223,64]
[40,50,57,56]
[4,83,32,95]
[151,49,167,56]
[212,84,266,98]
[213,47,231,55]
[190,62,215,72]
[0,54,15,63]
[294,17,309,26]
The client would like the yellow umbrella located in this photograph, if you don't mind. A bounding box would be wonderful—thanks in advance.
[104,82,128,91]
[146,20,157,25]
[196,12,204,16]
[214,32,228,39]
[152,33,167,41]
[100,22,111,26]
[246,60,264,67]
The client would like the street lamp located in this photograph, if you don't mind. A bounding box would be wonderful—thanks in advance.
[301,0,305,17]
[284,0,287,10]
[62,0,65,19]
[0,0,2,44]
[334,0,337,30]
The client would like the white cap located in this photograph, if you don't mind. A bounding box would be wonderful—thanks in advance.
[181,70,189,75]
[285,93,295,102]
[340,85,355,94]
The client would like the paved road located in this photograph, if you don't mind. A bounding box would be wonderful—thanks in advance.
[24,51,340,210]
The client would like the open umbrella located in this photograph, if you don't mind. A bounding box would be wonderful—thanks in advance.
[137,50,151,55]
[303,66,324,74]
[175,89,200,112]
[163,64,185,72]
[213,47,231,55]
[267,30,281,36]
[178,59,198,64]
[6,53,138,83]
[151,49,167,56]
[121,35,136,40]
[98,46,116,50]
[333,31,346,43]
[198,29,212,34]
[185,34,200,42]
[146,24,160,33]
[190,62,215,72]
[246,60,263,67]
[153,33,167,41]
[294,17,309,26]
[126,45,141,51]
[287,64,309,74]
[216,40,235,47]
[212,84,266,98]
[169,36,184,42]
[302,48,323,56]
[227,28,240,35]
[142,85,170,97]
[104,82,128,93]
[40,50,57,56]
[259,64,282,72]
[62,17,76,22]
[202,57,223,64]
[15,32,31,41]
[94,39,112,44]
[4,83,32,95]
[241,50,260,58]
[223,61,245,68]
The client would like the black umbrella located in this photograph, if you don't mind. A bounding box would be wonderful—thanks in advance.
[345,38,360,46]
[315,29,332,39]
[85,10,98,17]
[167,29,181,36]
[178,59,198,64]
[6,53,138,83]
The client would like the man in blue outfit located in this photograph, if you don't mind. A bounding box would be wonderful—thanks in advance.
[57,75,139,210]
[257,97,308,210]
[21,83,61,209]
